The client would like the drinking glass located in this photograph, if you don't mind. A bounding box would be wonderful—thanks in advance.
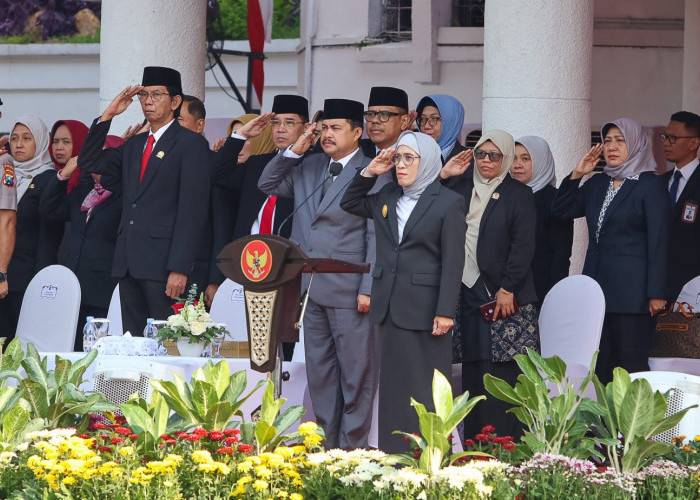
[92,318,110,338]
[211,328,227,359]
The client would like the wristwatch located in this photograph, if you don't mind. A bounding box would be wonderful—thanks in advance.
[0,271,7,283]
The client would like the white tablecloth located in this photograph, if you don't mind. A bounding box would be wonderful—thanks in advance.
[38,352,315,427]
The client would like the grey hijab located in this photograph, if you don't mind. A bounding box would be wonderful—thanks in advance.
[12,114,54,202]
[602,117,656,180]
[396,130,442,199]
[515,135,556,193]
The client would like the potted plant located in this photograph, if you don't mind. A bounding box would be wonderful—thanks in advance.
[156,286,228,357]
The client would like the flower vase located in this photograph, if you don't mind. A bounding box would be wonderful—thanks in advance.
[176,338,206,357]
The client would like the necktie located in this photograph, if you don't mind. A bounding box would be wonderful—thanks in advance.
[259,196,277,234]
[140,134,155,183]
[322,162,342,199]
[669,169,683,208]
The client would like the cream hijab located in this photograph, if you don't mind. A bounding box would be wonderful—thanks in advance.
[463,130,515,288]
[11,115,54,202]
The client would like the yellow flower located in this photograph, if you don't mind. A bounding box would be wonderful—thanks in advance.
[277,491,289,498]
[683,445,692,451]
[252,479,269,491]
[164,480,174,487]
[231,484,247,497]
[672,435,686,443]
[191,450,213,464]
[238,461,254,473]
[303,433,323,448]
[62,476,76,485]
[298,422,318,436]
[254,465,272,479]
[119,446,134,457]
[695,435,700,442]
[290,493,303,500]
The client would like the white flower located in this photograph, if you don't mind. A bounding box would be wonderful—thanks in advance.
[0,452,17,465]
[189,322,206,336]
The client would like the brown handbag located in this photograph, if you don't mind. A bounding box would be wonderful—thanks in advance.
[652,302,700,358]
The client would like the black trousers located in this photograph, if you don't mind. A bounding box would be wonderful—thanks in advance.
[0,291,23,345]
[118,274,174,337]
[595,312,654,385]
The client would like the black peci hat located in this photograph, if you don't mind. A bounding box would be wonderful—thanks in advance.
[272,95,309,118]
[368,86,409,111]
[323,99,365,124]
[141,66,182,93]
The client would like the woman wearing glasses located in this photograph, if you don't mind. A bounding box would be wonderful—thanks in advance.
[341,131,466,453]
[441,130,538,440]
[416,94,466,164]
[552,118,669,384]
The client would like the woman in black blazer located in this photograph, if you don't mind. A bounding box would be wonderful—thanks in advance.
[512,136,573,301]
[442,129,538,440]
[341,131,466,453]
[552,118,669,383]
[40,135,124,350]
[0,115,63,341]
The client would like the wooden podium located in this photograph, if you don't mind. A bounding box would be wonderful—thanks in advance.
[217,235,369,373]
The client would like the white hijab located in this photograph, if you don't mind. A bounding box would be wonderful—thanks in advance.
[463,130,515,288]
[11,115,54,202]
[515,135,556,193]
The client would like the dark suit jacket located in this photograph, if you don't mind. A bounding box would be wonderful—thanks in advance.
[444,140,466,164]
[532,184,573,301]
[341,174,466,330]
[552,172,670,313]
[444,170,538,305]
[7,170,64,292]
[212,148,295,239]
[664,166,700,301]
[79,118,211,282]
[39,173,121,308]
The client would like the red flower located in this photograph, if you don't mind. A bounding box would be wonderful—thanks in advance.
[464,439,476,447]
[413,452,421,459]
[98,446,112,454]
[100,434,109,440]
[159,435,172,441]
[94,423,107,430]
[475,434,489,442]
[224,429,240,436]
[237,444,254,453]
[166,439,177,445]
[192,428,209,437]
[224,437,240,446]
[76,434,91,439]
[115,427,132,436]
[209,431,224,441]
[215,447,235,454]
[175,432,189,439]
[171,303,185,314]
[159,444,166,449]
[115,415,127,425]
[130,434,138,441]
[111,437,125,445]
[186,434,202,442]
[481,425,496,435]
[503,442,516,451]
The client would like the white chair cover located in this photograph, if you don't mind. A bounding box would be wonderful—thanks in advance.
[539,275,605,398]
[629,371,700,442]
[676,275,700,310]
[106,284,123,336]
[210,279,248,342]
[16,265,81,352]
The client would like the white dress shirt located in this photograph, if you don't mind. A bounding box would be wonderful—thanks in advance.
[669,158,699,203]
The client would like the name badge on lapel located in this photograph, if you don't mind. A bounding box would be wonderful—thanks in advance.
[491,192,500,200]
[382,204,388,218]
[156,151,165,159]
[682,202,698,223]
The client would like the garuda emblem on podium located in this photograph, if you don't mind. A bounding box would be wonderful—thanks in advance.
[241,240,273,282]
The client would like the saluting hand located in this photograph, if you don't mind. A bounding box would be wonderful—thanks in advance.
[121,121,149,141]
[211,137,227,152]
[102,85,143,122]
[237,112,274,139]
[440,149,473,179]
[290,123,317,156]
[364,148,396,177]
[572,144,603,180]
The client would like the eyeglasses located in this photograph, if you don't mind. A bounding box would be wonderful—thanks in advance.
[363,110,401,122]
[270,118,303,128]
[392,153,421,166]
[418,116,441,127]
[474,149,504,162]
[137,91,171,102]
[659,133,698,145]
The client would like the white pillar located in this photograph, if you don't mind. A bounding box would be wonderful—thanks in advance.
[482,0,594,274]
[99,0,207,131]
[682,0,700,112]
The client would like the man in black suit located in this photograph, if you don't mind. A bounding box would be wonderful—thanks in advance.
[79,66,211,335]
[360,87,414,159]
[663,111,700,302]
[177,95,237,307]
[211,95,308,239]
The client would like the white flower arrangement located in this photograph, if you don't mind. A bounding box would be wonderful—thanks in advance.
[156,286,228,345]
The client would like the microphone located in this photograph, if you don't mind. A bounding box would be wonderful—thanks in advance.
[276,162,343,237]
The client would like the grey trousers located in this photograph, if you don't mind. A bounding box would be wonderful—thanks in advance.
[303,298,379,449]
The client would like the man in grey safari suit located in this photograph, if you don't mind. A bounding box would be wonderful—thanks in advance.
[258,98,388,449]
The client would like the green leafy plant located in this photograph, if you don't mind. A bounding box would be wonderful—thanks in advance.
[386,369,487,475]
[19,344,116,429]
[120,391,178,457]
[484,348,602,460]
[149,360,264,431]
[592,367,697,473]
[240,379,308,454]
